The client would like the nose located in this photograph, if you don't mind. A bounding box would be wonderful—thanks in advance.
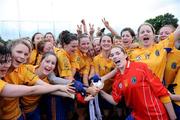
[3,62,11,68]
[19,53,25,59]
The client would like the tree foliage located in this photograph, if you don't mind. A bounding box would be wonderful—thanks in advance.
[145,13,179,34]
[0,36,5,44]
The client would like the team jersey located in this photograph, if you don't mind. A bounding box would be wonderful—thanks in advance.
[164,48,180,85]
[112,61,170,120]
[0,80,6,93]
[93,53,115,93]
[55,49,73,77]
[1,64,39,120]
[74,50,91,76]
[20,65,49,113]
[129,33,174,81]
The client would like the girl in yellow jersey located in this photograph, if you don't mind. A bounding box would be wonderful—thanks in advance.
[130,23,180,81]
[159,25,180,119]
[28,32,44,65]
[93,34,115,119]
[1,40,74,120]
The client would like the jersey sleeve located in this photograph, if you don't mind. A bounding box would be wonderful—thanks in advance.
[143,63,171,103]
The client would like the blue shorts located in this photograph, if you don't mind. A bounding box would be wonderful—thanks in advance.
[40,95,66,120]
[25,107,40,120]
[173,102,180,119]
[17,115,24,120]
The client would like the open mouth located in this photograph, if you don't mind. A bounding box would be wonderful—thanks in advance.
[0,69,8,74]
[123,41,129,44]
[143,37,150,41]
[115,60,121,64]
[44,67,51,72]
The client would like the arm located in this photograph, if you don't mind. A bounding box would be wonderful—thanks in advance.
[102,18,119,36]
[48,73,72,85]
[81,19,88,34]
[35,79,75,96]
[174,25,180,41]
[101,68,117,82]
[169,93,180,101]
[1,83,63,97]
[164,102,177,120]
[100,90,117,105]
[89,23,95,41]
[143,64,177,119]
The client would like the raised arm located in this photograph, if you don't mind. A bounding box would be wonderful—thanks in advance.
[102,18,119,36]
[81,19,88,34]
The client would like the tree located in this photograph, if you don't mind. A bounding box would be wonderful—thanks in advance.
[145,13,179,34]
[0,36,5,44]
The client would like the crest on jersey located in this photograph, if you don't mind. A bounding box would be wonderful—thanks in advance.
[131,76,137,84]
[171,62,177,69]
[136,56,142,61]
[155,50,160,56]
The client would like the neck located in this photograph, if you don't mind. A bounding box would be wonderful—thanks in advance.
[35,67,46,79]
[118,60,127,74]
[102,50,110,58]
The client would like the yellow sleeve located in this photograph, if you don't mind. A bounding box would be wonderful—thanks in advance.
[159,33,174,48]
[160,96,171,104]
[0,80,6,93]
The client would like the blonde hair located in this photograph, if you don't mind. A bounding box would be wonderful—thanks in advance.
[10,39,32,53]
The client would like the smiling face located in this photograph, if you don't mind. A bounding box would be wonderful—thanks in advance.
[109,47,127,69]
[0,54,12,78]
[79,37,90,53]
[159,26,174,41]
[11,43,30,68]
[39,53,57,76]
[138,24,155,48]
[100,36,113,51]
[64,40,78,55]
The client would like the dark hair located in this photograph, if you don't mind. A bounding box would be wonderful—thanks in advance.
[44,32,55,41]
[60,31,78,47]
[121,27,135,38]
[100,34,113,43]
[0,44,11,63]
[31,32,43,48]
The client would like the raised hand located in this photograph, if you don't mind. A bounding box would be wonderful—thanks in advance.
[77,24,82,35]
[89,23,95,35]
[81,19,86,25]
[102,18,110,28]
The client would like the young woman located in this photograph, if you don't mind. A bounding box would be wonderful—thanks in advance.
[1,40,74,120]
[0,44,67,98]
[159,25,180,119]
[93,34,115,119]
[28,32,44,65]
[100,46,177,120]
[129,23,180,81]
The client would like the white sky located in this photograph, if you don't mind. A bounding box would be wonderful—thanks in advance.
[0,0,180,39]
